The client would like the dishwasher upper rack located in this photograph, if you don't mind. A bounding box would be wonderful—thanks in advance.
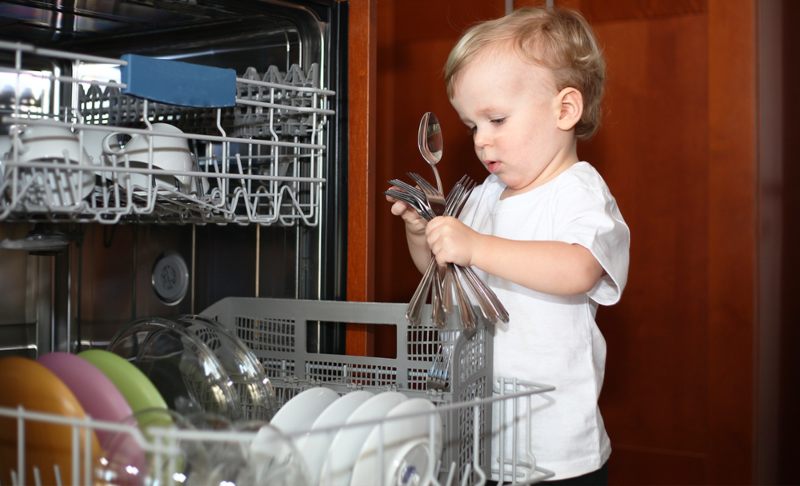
[0,41,335,226]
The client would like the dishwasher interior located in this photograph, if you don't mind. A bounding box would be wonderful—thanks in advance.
[0,0,347,357]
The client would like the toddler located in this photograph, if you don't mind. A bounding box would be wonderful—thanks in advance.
[387,6,630,484]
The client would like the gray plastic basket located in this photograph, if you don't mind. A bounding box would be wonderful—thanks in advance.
[201,297,494,483]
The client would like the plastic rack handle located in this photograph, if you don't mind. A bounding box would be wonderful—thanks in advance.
[120,54,237,108]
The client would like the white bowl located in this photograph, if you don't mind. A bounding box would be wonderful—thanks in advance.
[15,124,89,164]
[4,124,95,207]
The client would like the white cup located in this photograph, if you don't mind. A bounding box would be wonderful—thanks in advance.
[103,123,194,192]
[4,124,95,207]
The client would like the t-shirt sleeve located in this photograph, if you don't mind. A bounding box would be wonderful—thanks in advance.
[553,182,630,306]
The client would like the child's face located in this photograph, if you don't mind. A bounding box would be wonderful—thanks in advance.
[450,48,576,196]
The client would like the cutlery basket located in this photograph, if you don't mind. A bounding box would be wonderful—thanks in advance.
[201,297,494,483]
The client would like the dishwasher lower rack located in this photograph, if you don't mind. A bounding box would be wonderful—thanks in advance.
[0,380,553,486]
[0,41,334,226]
[200,298,555,485]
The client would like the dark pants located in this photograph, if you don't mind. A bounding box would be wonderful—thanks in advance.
[486,460,609,486]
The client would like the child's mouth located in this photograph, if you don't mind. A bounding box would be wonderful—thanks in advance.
[485,160,500,173]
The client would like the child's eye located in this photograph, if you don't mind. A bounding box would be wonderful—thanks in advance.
[490,117,506,125]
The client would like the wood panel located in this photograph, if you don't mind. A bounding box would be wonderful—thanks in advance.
[706,2,757,482]
[576,7,715,483]
[577,0,756,483]
[346,0,377,355]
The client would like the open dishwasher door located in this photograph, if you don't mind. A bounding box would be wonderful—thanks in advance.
[0,0,348,357]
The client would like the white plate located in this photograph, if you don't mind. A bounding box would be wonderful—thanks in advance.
[319,391,408,486]
[270,386,339,435]
[295,390,375,485]
[349,398,443,486]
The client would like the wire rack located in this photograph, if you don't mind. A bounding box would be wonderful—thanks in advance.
[0,379,554,486]
[0,41,334,225]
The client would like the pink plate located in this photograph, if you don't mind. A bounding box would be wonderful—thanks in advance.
[38,351,144,478]
[39,352,133,432]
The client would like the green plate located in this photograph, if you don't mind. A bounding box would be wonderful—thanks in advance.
[78,349,168,425]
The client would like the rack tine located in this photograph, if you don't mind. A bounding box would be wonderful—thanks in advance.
[460,463,473,486]
[445,461,458,486]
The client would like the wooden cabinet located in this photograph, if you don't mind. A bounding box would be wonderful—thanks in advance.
[347,0,799,483]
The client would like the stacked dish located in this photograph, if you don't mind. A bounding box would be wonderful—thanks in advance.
[265,387,443,486]
[1,358,252,484]
[0,352,191,485]
[0,312,276,485]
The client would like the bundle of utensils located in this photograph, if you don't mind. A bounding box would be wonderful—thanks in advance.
[386,173,510,331]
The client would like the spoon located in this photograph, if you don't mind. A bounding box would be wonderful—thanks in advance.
[416,112,446,329]
[418,112,443,195]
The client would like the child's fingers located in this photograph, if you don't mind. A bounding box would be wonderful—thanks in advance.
[390,200,410,216]
[425,216,473,266]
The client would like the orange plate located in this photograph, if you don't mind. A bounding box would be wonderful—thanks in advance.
[0,356,102,485]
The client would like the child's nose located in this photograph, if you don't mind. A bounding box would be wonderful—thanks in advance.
[473,129,489,148]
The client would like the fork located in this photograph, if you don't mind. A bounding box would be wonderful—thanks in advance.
[411,172,482,329]
[408,172,446,216]
[384,188,434,220]
[408,172,481,329]
[388,178,427,205]
[407,172,448,328]
[444,176,510,323]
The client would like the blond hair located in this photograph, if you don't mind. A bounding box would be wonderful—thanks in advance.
[444,7,605,140]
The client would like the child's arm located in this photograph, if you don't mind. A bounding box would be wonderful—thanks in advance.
[426,215,604,295]
[387,197,433,274]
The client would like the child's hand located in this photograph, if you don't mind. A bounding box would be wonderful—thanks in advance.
[386,192,427,236]
[425,216,479,267]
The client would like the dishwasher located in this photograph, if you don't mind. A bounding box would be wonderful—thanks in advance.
[0,2,553,485]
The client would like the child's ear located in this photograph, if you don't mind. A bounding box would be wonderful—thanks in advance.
[556,87,583,131]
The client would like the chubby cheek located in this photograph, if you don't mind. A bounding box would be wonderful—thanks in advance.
[496,160,527,186]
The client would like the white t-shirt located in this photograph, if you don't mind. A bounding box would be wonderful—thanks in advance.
[458,162,630,480]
